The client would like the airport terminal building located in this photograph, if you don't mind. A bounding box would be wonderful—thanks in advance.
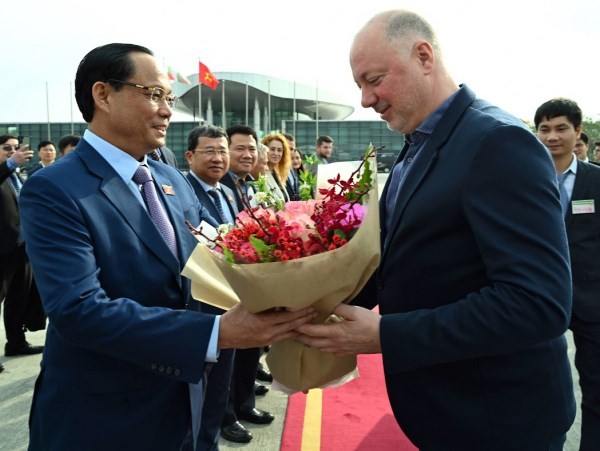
[1,72,404,168]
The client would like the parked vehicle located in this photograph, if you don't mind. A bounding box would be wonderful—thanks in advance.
[377,152,397,173]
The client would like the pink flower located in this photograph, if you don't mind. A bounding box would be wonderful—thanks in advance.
[236,206,277,227]
[339,203,365,228]
[276,202,318,242]
[284,200,319,217]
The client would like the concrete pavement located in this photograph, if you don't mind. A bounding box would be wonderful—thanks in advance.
[0,318,583,450]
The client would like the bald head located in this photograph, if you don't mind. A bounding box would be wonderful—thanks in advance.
[356,10,441,60]
[350,10,456,133]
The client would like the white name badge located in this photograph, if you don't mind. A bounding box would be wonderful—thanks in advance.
[571,199,595,214]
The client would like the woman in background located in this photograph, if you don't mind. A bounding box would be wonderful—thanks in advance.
[262,134,291,202]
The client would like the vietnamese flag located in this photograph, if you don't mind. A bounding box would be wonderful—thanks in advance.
[199,62,219,90]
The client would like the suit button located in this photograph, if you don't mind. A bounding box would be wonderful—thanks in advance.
[159,364,165,372]
[151,362,158,370]
[166,366,173,375]
[174,369,181,377]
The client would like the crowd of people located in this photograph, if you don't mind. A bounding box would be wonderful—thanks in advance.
[1,7,599,451]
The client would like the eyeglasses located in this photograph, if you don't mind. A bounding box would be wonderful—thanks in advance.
[230,146,257,154]
[107,79,179,108]
[192,148,229,157]
[1,144,20,152]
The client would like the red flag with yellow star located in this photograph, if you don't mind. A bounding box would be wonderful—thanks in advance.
[199,62,219,90]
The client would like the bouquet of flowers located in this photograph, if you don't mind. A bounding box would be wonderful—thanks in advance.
[182,145,380,392]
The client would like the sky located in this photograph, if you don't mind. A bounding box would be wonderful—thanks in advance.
[3,0,599,125]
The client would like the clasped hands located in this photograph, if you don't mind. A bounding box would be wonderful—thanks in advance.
[219,302,382,355]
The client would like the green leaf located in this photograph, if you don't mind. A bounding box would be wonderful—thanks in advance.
[249,235,275,262]
[221,246,235,263]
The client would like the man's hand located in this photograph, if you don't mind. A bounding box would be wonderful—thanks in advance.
[10,145,34,166]
[218,305,317,349]
[295,303,382,356]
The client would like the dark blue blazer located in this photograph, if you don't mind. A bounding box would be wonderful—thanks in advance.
[20,139,218,450]
[186,173,238,226]
[0,162,21,254]
[354,86,575,449]
[567,160,600,338]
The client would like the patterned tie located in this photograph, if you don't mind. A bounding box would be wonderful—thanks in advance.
[149,149,161,161]
[557,171,570,217]
[207,188,229,225]
[132,164,178,256]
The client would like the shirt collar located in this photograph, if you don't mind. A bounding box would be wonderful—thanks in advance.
[83,130,147,183]
[564,154,578,175]
[406,88,461,146]
[189,170,221,192]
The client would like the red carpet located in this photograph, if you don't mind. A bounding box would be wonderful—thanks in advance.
[281,353,417,450]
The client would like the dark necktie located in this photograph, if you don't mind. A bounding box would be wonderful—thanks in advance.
[208,188,229,225]
[10,172,22,197]
[149,149,161,161]
[132,164,178,256]
[557,171,570,217]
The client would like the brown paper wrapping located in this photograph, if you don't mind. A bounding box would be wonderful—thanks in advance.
[181,164,380,392]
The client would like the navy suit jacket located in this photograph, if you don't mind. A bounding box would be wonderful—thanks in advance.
[353,86,575,449]
[186,173,238,226]
[20,140,218,450]
[0,162,21,254]
[567,160,600,338]
[220,170,253,212]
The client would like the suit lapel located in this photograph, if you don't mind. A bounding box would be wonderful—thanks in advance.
[382,86,476,264]
[78,143,181,280]
[221,184,239,218]
[566,160,591,227]
[187,174,222,223]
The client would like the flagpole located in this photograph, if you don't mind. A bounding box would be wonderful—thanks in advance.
[198,80,202,125]
[70,81,74,134]
[267,80,271,133]
[245,81,249,125]
[221,80,226,129]
[293,81,296,138]
[198,58,203,125]
[46,82,51,140]
[315,80,319,139]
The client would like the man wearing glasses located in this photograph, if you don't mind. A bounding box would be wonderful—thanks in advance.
[0,135,44,370]
[19,43,315,450]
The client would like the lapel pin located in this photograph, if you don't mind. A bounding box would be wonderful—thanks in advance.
[162,185,175,195]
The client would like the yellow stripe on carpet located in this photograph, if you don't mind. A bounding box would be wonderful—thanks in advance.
[301,388,323,451]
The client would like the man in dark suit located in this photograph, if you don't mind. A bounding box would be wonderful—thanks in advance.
[151,145,178,167]
[297,10,575,450]
[184,124,241,448]
[219,124,276,443]
[535,98,600,451]
[57,134,81,157]
[574,132,600,166]
[19,43,315,450]
[221,125,259,212]
[26,140,56,177]
[0,135,44,359]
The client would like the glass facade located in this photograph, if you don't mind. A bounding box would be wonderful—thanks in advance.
[0,119,404,171]
[285,120,405,162]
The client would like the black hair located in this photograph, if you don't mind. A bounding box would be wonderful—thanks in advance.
[75,43,153,122]
[187,125,228,151]
[226,125,259,146]
[534,98,582,130]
